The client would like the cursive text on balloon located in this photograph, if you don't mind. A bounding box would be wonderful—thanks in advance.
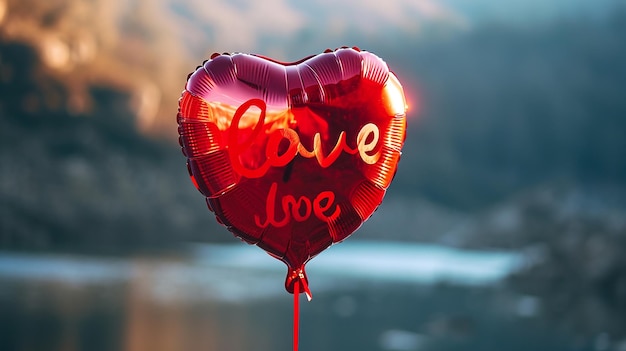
[228,99,381,179]
[254,182,341,228]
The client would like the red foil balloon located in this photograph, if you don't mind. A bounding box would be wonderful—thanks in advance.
[177,47,407,294]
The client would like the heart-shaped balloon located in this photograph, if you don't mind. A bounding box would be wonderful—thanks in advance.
[177,47,407,294]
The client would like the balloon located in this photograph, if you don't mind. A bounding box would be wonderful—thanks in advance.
[177,47,407,295]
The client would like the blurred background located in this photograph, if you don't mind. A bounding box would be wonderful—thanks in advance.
[1,0,626,350]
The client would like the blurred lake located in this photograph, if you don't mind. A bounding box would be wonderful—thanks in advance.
[0,240,614,351]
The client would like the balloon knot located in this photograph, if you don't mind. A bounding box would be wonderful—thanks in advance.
[286,266,312,301]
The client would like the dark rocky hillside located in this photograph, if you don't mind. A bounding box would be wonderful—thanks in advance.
[0,41,228,253]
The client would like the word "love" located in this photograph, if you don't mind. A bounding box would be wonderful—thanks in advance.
[254,182,340,228]
[229,99,381,179]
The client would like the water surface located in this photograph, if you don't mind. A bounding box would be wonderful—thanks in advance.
[0,241,594,351]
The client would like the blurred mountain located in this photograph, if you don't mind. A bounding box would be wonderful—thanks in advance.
[390,5,626,209]
[0,0,623,135]
[1,0,626,253]
[0,40,227,252]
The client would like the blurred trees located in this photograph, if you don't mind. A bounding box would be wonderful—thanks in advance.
[391,8,626,209]
[0,40,226,252]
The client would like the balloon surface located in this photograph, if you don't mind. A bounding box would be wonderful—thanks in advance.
[177,47,407,293]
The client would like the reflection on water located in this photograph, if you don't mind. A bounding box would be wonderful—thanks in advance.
[0,241,520,303]
[0,241,602,351]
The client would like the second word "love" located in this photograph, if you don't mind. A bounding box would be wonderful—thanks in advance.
[254,182,340,228]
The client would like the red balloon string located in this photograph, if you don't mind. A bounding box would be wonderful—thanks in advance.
[293,279,300,351]
[293,273,312,351]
